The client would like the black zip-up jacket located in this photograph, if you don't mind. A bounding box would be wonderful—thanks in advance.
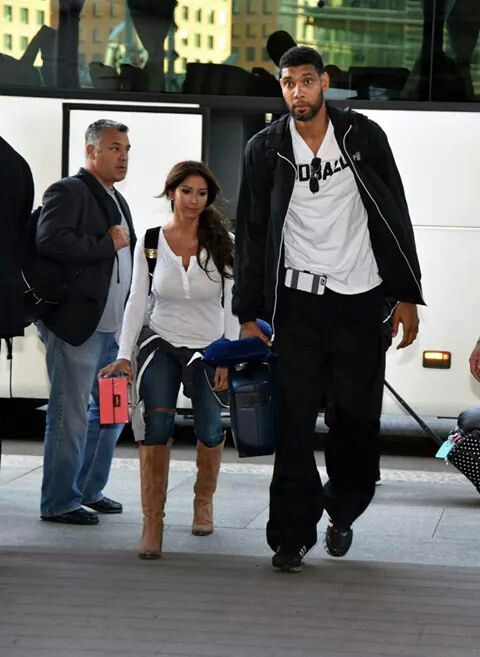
[233,104,424,327]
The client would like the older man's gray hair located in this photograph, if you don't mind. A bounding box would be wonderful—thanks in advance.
[85,119,129,147]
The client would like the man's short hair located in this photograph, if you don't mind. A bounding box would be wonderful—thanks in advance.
[85,119,129,147]
[279,46,325,78]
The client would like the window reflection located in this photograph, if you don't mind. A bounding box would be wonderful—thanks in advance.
[0,1,477,102]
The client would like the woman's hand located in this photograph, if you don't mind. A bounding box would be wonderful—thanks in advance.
[98,358,133,383]
[212,366,228,392]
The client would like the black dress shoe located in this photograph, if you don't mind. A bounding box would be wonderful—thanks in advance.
[41,508,99,525]
[83,496,123,514]
[324,523,353,557]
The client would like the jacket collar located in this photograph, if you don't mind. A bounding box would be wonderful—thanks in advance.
[326,103,354,133]
[269,102,355,162]
[75,167,112,196]
[327,104,358,156]
[74,167,122,227]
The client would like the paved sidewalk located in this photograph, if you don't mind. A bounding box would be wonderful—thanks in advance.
[1,448,480,656]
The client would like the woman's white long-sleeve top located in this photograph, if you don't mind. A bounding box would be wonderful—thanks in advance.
[117,229,239,360]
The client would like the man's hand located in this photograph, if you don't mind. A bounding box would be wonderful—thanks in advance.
[469,343,480,382]
[240,321,272,346]
[212,367,228,392]
[391,302,419,349]
[108,225,130,251]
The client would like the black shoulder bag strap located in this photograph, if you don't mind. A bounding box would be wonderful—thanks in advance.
[143,226,225,306]
[144,226,161,295]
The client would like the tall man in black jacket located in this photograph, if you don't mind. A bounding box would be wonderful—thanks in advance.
[233,47,424,572]
[37,119,136,524]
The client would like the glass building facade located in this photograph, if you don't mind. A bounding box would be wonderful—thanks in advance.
[0,0,478,102]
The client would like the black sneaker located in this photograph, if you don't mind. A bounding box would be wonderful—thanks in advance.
[324,523,353,557]
[272,544,309,573]
[83,497,123,514]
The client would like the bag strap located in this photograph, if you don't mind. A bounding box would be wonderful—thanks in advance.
[144,226,161,295]
[143,226,226,304]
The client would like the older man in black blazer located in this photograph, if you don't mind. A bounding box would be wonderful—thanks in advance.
[36,119,136,525]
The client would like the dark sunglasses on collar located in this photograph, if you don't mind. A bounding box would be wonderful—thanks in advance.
[309,157,321,194]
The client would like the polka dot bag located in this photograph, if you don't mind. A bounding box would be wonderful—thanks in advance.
[447,429,480,493]
[446,407,480,493]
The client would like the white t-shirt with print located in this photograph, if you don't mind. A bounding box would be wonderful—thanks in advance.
[283,117,382,295]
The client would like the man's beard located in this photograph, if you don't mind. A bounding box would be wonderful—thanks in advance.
[290,90,324,122]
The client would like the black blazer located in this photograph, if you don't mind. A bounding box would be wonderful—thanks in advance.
[0,137,34,338]
[36,168,136,346]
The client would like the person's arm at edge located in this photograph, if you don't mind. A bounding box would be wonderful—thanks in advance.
[469,339,480,382]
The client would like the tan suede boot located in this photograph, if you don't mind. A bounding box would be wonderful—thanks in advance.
[138,442,171,559]
[192,439,225,536]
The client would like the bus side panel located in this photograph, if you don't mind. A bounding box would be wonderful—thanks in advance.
[384,227,480,417]
[365,108,480,417]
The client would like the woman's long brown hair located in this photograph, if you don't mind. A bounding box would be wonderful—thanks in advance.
[161,161,233,280]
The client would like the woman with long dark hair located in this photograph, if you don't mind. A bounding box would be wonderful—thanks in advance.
[100,161,238,559]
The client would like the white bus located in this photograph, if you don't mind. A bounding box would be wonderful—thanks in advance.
[1,92,480,425]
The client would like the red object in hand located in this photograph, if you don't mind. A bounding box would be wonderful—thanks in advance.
[99,376,129,424]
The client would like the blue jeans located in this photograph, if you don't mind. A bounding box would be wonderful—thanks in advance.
[139,350,223,447]
[37,324,124,517]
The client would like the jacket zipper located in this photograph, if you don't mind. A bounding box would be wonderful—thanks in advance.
[271,152,297,341]
[342,125,425,304]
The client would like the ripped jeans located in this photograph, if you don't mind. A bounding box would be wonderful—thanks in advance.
[139,349,223,447]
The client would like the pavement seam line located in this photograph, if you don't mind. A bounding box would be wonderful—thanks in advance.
[0,455,471,485]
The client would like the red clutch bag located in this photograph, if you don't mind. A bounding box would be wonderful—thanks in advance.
[98,376,129,424]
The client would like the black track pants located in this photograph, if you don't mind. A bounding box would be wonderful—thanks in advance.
[266,284,386,552]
